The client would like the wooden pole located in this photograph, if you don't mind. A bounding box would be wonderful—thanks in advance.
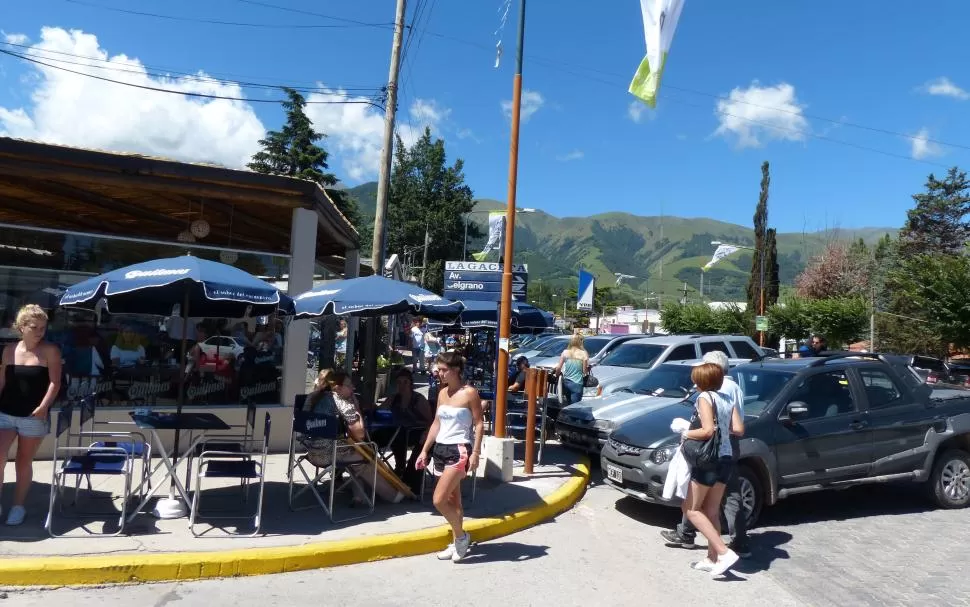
[524,367,538,474]
[493,0,527,438]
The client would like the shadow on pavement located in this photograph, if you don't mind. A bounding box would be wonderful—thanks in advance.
[758,483,934,527]
[459,541,549,564]
[613,496,681,529]
[733,530,792,574]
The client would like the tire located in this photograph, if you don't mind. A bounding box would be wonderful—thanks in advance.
[737,464,764,528]
[928,449,970,509]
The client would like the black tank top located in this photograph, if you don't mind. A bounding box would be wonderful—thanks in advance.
[0,365,52,418]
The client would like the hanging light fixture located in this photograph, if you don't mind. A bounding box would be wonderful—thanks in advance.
[191,200,210,238]
[177,230,196,243]
[219,250,239,264]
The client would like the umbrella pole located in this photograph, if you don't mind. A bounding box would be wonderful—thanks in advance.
[155,287,190,518]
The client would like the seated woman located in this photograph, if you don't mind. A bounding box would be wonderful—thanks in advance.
[377,368,433,478]
[305,369,403,505]
[110,326,146,368]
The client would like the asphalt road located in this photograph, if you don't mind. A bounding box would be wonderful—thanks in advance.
[4,469,968,606]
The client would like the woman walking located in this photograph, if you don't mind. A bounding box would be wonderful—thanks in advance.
[681,362,744,576]
[554,333,589,406]
[0,305,62,526]
[415,351,484,562]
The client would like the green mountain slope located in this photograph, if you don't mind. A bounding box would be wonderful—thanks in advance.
[345,182,895,301]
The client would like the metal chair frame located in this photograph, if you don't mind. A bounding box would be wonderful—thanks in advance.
[76,395,152,499]
[188,412,271,537]
[45,401,137,538]
[419,437,479,505]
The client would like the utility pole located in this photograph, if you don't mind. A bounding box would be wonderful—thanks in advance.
[363,0,406,404]
[493,0,527,439]
[870,286,876,352]
[682,282,689,305]
[419,221,429,287]
[699,271,704,300]
[658,208,664,312]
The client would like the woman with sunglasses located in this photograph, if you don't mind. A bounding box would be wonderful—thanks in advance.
[415,351,484,562]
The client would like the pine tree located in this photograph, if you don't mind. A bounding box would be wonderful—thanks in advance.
[747,161,771,316]
[898,167,970,257]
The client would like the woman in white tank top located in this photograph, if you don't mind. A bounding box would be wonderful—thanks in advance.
[416,351,484,563]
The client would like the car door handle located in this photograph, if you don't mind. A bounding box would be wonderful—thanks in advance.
[849,420,869,431]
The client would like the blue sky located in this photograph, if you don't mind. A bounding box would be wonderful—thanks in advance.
[2,0,969,233]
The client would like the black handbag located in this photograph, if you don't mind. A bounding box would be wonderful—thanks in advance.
[583,373,599,388]
[680,392,721,468]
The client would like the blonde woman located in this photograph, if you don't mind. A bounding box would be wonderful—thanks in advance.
[554,333,589,406]
[0,305,62,526]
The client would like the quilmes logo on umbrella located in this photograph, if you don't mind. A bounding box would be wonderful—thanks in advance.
[296,289,340,300]
[124,268,192,279]
[410,293,443,302]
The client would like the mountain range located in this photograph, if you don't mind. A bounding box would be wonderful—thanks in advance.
[343,182,894,302]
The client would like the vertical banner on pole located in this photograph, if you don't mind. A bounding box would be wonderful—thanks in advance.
[472,212,506,261]
[577,269,595,311]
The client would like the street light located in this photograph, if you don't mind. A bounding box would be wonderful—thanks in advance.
[710,240,765,346]
[462,207,536,261]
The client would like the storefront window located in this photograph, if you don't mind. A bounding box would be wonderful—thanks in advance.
[0,224,293,408]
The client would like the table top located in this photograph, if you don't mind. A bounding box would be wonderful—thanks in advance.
[367,411,429,431]
[129,411,231,431]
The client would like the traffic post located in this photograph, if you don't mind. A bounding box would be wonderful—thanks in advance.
[524,367,538,475]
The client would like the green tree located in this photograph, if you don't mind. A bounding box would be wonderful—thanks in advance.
[893,254,970,350]
[387,128,478,293]
[898,167,970,257]
[747,161,772,318]
[766,297,812,342]
[660,303,750,335]
[248,88,366,241]
[806,297,869,349]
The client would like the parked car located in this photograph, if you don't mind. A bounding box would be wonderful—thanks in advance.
[581,334,762,399]
[556,361,701,453]
[530,334,635,370]
[601,352,970,526]
[197,335,247,361]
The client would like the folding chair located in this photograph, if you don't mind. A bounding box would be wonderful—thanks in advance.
[186,400,259,491]
[287,409,377,523]
[45,401,136,537]
[419,440,479,505]
[189,412,271,537]
[77,394,151,497]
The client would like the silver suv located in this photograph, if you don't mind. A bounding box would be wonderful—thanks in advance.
[583,334,762,399]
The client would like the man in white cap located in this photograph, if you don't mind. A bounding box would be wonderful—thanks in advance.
[661,350,751,558]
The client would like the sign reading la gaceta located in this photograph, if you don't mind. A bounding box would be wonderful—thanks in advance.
[444,261,528,273]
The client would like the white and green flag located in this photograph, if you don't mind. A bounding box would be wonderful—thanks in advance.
[629,0,685,108]
[472,212,506,261]
[703,244,739,271]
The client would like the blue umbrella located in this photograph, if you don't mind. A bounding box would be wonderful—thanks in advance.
[292,275,464,321]
[432,300,553,332]
[60,255,289,317]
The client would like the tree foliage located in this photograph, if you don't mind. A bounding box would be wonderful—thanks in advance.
[892,254,970,350]
[765,297,868,349]
[248,88,365,239]
[660,303,751,335]
[898,168,970,258]
[386,128,478,293]
[794,240,874,300]
[747,161,776,315]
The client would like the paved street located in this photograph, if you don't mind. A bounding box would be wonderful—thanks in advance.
[3,467,968,606]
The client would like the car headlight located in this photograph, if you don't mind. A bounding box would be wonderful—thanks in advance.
[650,445,677,465]
[593,419,615,432]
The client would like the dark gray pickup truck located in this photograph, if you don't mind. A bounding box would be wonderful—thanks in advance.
[601,353,970,525]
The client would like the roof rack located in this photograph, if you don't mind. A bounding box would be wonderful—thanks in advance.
[807,351,890,367]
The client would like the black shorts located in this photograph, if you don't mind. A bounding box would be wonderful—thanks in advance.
[691,457,734,487]
[432,442,471,476]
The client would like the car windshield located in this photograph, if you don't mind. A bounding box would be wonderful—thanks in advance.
[598,343,667,369]
[584,337,611,356]
[729,367,795,416]
[628,364,695,396]
[536,338,570,357]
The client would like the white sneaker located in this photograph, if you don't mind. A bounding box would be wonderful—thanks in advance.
[452,532,471,562]
[690,558,715,572]
[711,549,739,576]
[6,505,25,526]
[437,543,455,560]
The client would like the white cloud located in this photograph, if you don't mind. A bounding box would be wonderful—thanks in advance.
[628,101,647,123]
[920,77,969,100]
[555,149,584,162]
[909,127,943,160]
[304,94,451,182]
[456,128,480,143]
[0,27,266,168]
[2,31,29,45]
[713,81,809,148]
[501,89,544,123]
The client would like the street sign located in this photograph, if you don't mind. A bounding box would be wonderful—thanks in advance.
[755,315,768,331]
[443,260,529,303]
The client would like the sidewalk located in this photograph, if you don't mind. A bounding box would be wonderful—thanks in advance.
[0,443,588,586]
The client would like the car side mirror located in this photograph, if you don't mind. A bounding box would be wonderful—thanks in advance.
[785,401,809,420]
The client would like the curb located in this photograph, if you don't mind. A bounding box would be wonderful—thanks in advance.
[0,458,590,586]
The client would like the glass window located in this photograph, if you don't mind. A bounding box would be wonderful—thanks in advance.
[700,341,730,355]
[859,369,903,408]
[666,344,698,361]
[0,224,285,409]
[729,368,793,415]
[789,371,856,419]
[730,340,760,359]
[914,356,945,372]
[583,337,612,357]
[629,364,696,397]
[599,343,667,369]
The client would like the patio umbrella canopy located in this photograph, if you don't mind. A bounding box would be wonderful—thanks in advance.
[291,275,464,321]
[60,255,290,317]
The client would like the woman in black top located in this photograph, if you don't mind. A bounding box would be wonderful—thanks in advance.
[0,305,62,526]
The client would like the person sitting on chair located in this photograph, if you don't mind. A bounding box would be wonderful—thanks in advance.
[379,368,433,479]
[509,356,530,393]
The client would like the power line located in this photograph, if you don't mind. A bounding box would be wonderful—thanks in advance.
[227,0,395,29]
[63,0,392,29]
[0,48,387,109]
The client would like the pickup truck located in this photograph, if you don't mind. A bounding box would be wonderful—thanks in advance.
[600,353,970,525]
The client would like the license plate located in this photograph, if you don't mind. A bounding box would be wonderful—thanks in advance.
[606,463,623,484]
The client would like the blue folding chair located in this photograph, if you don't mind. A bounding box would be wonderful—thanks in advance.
[45,401,136,537]
[77,395,151,497]
[287,409,377,523]
[189,412,271,537]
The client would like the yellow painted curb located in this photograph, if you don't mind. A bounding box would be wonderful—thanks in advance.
[0,458,590,586]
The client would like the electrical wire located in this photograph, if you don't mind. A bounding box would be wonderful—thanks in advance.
[0,48,387,109]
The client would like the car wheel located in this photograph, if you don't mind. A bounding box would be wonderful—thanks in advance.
[928,449,970,509]
[737,464,764,528]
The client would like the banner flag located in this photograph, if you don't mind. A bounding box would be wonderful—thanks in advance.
[472,212,506,261]
[703,244,740,271]
[629,0,685,108]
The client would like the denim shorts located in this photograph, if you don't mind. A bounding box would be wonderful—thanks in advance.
[0,411,51,438]
[691,456,734,488]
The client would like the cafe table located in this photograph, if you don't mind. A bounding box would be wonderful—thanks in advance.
[366,410,429,470]
[126,411,231,522]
